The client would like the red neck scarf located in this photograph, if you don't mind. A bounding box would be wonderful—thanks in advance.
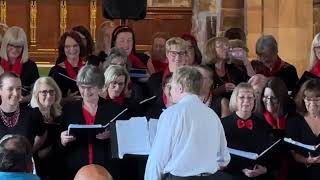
[152,59,168,73]
[236,119,253,130]
[268,56,284,76]
[311,60,320,77]
[263,111,286,129]
[64,58,84,80]
[1,57,23,76]
[128,54,146,69]
[82,106,96,164]
[106,93,125,106]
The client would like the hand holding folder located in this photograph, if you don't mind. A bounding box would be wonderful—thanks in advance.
[66,108,128,137]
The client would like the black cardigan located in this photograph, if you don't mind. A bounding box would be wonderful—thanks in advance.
[60,98,123,180]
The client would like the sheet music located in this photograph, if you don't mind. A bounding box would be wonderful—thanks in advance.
[148,118,158,146]
[284,137,317,151]
[228,148,259,160]
[116,117,151,158]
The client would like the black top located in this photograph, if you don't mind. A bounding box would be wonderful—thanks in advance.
[0,106,45,145]
[48,65,79,97]
[146,71,163,98]
[222,113,273,179]
[210,96,223,118]
[210,63,249,98]
[273,62,298,91]
[60,98,123,179]
[145,95,165,119]
[286,114,320,180]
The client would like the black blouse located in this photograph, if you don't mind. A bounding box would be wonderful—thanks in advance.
[48,65,79,97]
[221,113,273,179]
[0,105,45,145]
[59,98,123,180]
[286,114,320,180]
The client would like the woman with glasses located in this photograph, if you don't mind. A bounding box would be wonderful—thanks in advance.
[49,31,85,100]
[60,65,123,180]
[30,77,63,179]
[0,72,46,151]
[0,26,39,100]
[286,79,320,180]
[102,65,142,118]
[203,37,249,98]
[222,83,273,179]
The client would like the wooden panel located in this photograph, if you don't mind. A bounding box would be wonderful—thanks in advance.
[67,0,90,29]
[6,0,29,32]
[36,0,60,50]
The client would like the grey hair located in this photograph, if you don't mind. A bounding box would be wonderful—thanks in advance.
[77,65,105,89]
[255,35,278,55]
[102,47,131,71]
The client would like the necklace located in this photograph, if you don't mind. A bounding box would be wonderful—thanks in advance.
[0,108,20,128]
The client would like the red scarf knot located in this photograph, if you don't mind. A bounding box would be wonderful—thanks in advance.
[237,119,253,130]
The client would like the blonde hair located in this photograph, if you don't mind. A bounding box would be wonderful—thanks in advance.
[95,21,115,54]
[309,33,320,70]
[172,65,203,95]
[30,77,62,118]
[0,26,29,63]
[103,65,130,97]
[203,37,229,65]
[165,37,189,52]
[229,83,255,112]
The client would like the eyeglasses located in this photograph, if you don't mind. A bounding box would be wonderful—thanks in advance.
[304,97,320,103]
[215,44,229,49]
[237,96,255,101]
[39,90,56,96]
[168,50,186,57]
[8,44,23,49]
[262,96,278,102]
[110,81,125,88]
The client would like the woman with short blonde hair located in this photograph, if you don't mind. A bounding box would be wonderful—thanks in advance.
[222,82,274,179]
[0,26,39,97]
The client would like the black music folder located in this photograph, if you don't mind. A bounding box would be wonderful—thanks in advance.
[228,139,282,160]
[110,117,158,159]
[67,124,105,137]
[129,68,149,78]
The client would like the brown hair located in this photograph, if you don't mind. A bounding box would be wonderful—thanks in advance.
[203,37,229,65]
[261,77,289,116]
[56,31,86,64]
[295,79,320,115]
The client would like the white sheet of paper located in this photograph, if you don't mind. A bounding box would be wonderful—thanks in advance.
[284,137,317,151]
[228,147,259,160]
[116,117,150,158]
[148,118,158,147]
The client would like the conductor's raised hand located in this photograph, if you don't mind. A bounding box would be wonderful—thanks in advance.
[61,130,76,146]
